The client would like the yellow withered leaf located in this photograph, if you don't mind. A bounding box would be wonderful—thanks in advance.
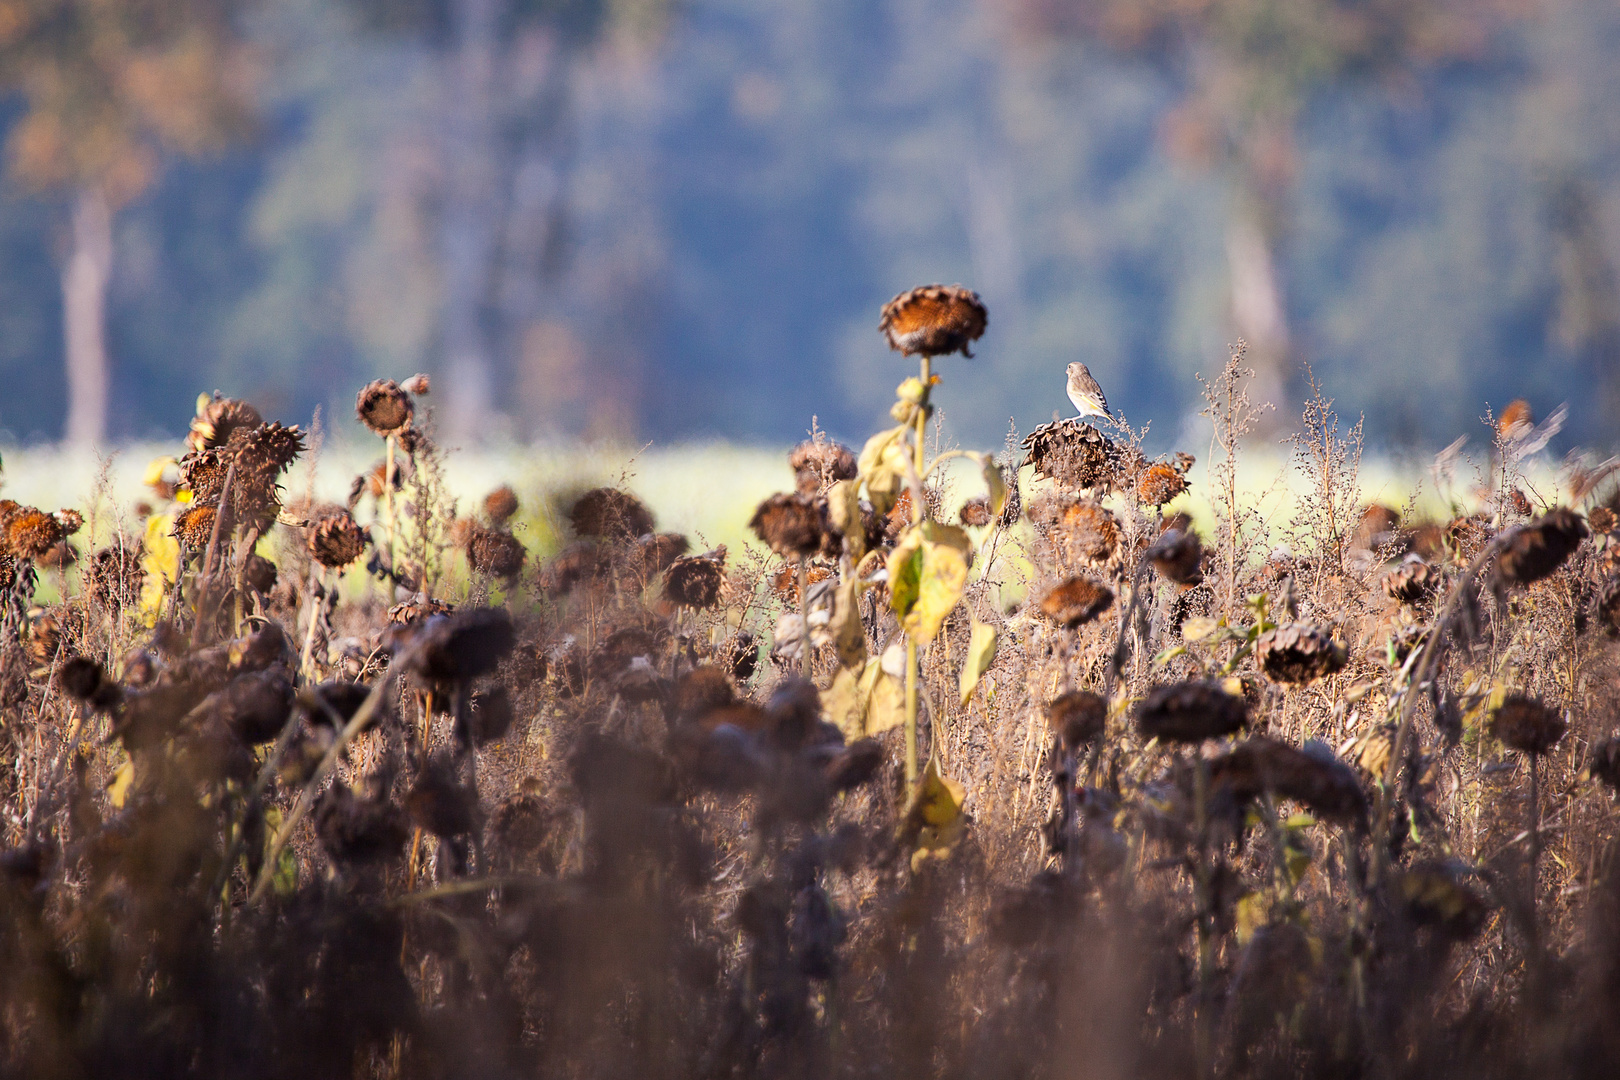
[108,759,135,809]
[1182,616,1220,642]
[958,620,997,706]
[140,512,180,625]
[829,574,867,668]
[826,479,864,562]
[902,757,967,869]
[974,452,1008,518]
[858,427,908,517]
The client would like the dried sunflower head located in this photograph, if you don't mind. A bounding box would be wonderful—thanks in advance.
[7,510,62,560]
[468,528,526,580]
[1256,623,1347,685]
[1588,505,1618,536]
[569,488,654,539]
[666,553,727,609]
[1351,505,1401,552]
[637,532,691,576]
[769,560,835,604]
[188,394,262,453]
[749,492,827,560]
[540,541,610,595]
[1149,528,1204,586]
[86,545,145,609]
[55,509,83,536]
[1136,462,1187,507]
[1587,735,1620,790]
[1495,508,1588,586]
[1136,680,1248,744]
[1445,514,1493,561]
[959,497,993,528]
[1029,495,1120,570]
[1021,420,1139,490]
[789,439,858,496]
[1038,576,1115,629]
[722,631,759,682]
[355,379,414,436]
[1212,737,1367,827]
[484,484,519,525]
[1383,554,1441,606]
[1489,694,1566,756]
[878,284,988,358]
[1046,690,1106,751]
[402,373,431,396]
[308,511,368,570]
[1598,574,1620,636]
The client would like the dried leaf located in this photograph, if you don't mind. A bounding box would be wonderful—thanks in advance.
[902,757,967,868]
[958,620,997,706]
[108,758,135,809]
[830,574,867,668]
[890,523,968,644]
[826,479,864,561]
[858,427,907,516]
[1182,616,1220,642]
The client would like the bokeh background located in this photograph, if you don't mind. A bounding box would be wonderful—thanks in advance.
[2,0,1618,455]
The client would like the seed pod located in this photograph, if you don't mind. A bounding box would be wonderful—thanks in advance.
[355,379,414,436]
[749,492,827,559]
[1136,462,1187,507]
[878,284,987,358]
[1038,576,1115,629]
[1383,553,1441,605]
[1136,680,1248,744]
[483,484,519,524]
[1149,528,1204,586]
[665,553,726,609]
[568,487,654,539]
[1489,694,1566,756]
[308,511,368,570]
[1256,623,1347,685]
[1045,690,1106,751]
[789,439,858,496]
[1494,508,1588,586]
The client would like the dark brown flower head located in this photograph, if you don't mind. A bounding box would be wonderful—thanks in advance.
[461,686,514,746]
[180,450,230,505]
[1489,694,1567,756]
[8,510,62,560]
[1497,398,1534,440]
[1256,623,1347,685]
[825,738,884,793]
[174,505,219,550]
[722,631,759,682]
[1588,505,1617,536]
[1046,690,1106,750]
[308,510,368,569]
[959,497,993,528]
[1495,508,1588,586]
[404,607,515,687]
[1588,736,1620,790]
[188,395,262,453]
[1383,554,1441,605]
[1021,420,1142,490]
[356,379,414,435]
[1038,576,1115,629]
[666,553,727,609]
[749,492,827,559]
[58,655,121,710]
[1030,495,1120,569]
[1136,462,1187,507]
[637,532,691,576]
[540,541,610,594]
[1149,528,1204,586]
[790,439,858,495]
[484,484,519,524]
[674,666,737,722]
[402,372,431,396]
[569,487,655,539]
[1136,680,1248,743]
[468,528,527,580]
[87,545,145,610]
[315,782,408,865]
[243,554,278,594]
[878,283,987,358]
[1211,737,1368,827]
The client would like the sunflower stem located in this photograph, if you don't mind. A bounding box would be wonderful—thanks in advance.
[903,355,933,789]
[796,556,811,679]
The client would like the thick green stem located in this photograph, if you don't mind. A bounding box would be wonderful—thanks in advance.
[903,356,933,788]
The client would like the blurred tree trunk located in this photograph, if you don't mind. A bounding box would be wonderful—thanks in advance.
[440,0,503,444]
[1225,198,1289,422]
[62,186,113,448]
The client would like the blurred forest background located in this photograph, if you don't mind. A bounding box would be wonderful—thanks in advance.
[1,0,1618,454]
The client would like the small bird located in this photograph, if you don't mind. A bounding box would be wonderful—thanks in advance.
[1066,362,1112,421]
